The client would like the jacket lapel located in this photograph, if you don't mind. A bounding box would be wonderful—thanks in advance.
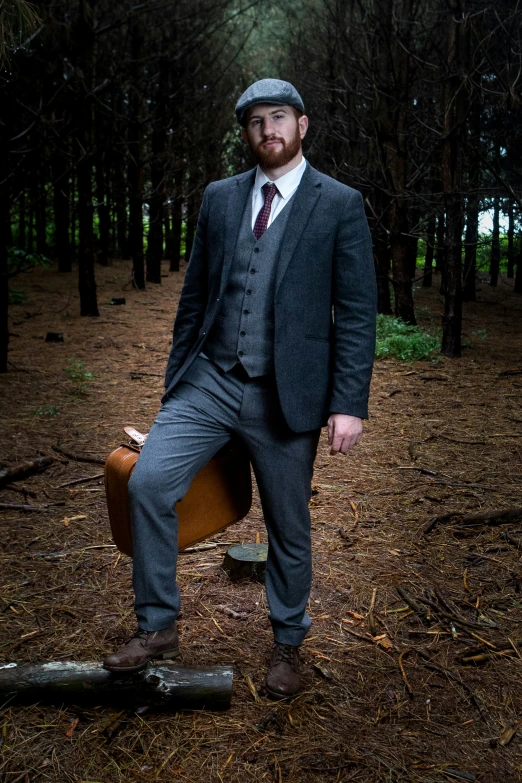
[275,163,322,294]
[219,168,256,294]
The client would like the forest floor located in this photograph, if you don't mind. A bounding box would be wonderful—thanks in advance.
[1,259,521,783]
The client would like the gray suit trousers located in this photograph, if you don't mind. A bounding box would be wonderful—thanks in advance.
[129,356,321,646]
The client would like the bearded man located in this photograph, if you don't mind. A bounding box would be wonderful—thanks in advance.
[104,79,377,699]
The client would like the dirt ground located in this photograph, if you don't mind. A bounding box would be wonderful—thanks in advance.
[1,259,521,783]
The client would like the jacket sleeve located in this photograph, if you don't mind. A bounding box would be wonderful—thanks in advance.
[164,186,211,389]
[329,189,377,419]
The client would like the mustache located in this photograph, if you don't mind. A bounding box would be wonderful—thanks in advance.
[258,136,285,146]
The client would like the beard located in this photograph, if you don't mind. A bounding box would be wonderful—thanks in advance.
[250,125,302,169]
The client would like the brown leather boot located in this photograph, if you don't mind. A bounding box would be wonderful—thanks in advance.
[264,642,301,699]
[103,624,180,673]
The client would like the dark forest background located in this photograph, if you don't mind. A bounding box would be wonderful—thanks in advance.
[1,0,521,374]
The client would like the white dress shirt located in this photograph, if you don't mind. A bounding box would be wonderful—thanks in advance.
[251,157,307,230]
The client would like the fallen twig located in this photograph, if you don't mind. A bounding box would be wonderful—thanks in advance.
[57,473,104,488]
[423,507,522,535]
[52,445,105,465]
[398,648,414,695]
[0,501,65,512]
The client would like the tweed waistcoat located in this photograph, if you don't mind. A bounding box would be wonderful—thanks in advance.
[204,191,294,377]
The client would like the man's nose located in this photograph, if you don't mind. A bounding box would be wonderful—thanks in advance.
[262,116,275,135]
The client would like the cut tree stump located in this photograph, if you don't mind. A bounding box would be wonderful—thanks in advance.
[0,662,233,711]
[222,543,268,582]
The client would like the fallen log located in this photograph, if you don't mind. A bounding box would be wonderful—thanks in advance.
[0,661,233,711]
[0,457,54,489]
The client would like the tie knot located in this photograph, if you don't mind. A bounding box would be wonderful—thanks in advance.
[262,182,278,203]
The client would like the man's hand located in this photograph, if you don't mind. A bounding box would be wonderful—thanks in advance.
[327,414,363,455]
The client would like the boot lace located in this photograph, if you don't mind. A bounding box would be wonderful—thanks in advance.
[273,644,298,671]
[124,628,149,647]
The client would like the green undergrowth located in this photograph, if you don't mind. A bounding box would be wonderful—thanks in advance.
[375,314,440,362]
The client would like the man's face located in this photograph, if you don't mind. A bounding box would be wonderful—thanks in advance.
[241,104,308,169]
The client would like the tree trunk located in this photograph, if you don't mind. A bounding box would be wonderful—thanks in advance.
[423,214,436,288]
[489,196,500,287]
[515,234,522,294]
[435,211,445,277]
[164,203,173,260]
[18,191,26,250]
[0,662,233,711]
[184,190,197,263]
[76,0,99,316]
[128,26,145,289]
[506,201,514,278]
[376,0,415,324]
[373,192,392,314]
[95,149,110,267]
[35,168,48,256]
[440,7,467,358]
[463,197,478,301]
[53,154,71,273]
[146,60,168,284]
[113,150,128,258]
[170,167,183,272]
[0,144,8,373]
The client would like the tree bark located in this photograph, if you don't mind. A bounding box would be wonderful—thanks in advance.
[372,190,392,314]
[0,662,233,711]
[435,211,445,277]
[75,0,99,316]
[423,214,436,288]
[489,196,500,287]
[35,166,48,256]
[53,153,71,273]
[376,0,415,324]
[0,147,8,373]
[440,6,467,358]
[463,197,478,301]
[18,191,26,250]
[515,234,522,294]
[506,201,514,278]
[146,60,168,284]
[170,167,183,272]
[184,190,197,263]
[95,149,110,267]
[128,27,145,289]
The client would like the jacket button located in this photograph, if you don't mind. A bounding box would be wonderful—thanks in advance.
[250,269,256,274]
[254,247,259,253]
[246,289,252,295]
[243,309,249,315]
[238,351,244,357]
[240,331,246,337]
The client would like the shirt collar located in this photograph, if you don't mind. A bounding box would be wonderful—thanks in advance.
[253,157,307,199]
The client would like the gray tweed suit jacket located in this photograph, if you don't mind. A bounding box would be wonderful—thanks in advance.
[163,162,377,433]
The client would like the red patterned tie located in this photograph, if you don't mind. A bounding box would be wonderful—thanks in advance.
[253,182,278,240]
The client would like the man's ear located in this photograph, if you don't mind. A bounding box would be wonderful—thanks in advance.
[241,129,248,144]
[298,115,309,140]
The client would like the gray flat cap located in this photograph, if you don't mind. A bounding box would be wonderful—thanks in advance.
[235,79,305,126]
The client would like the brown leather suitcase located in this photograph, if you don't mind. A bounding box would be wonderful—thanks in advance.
[105,439,252,556]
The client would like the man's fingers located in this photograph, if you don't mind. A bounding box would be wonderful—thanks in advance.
[330,432,360,455]
[327,418,334,445]
[328,414,363,454]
